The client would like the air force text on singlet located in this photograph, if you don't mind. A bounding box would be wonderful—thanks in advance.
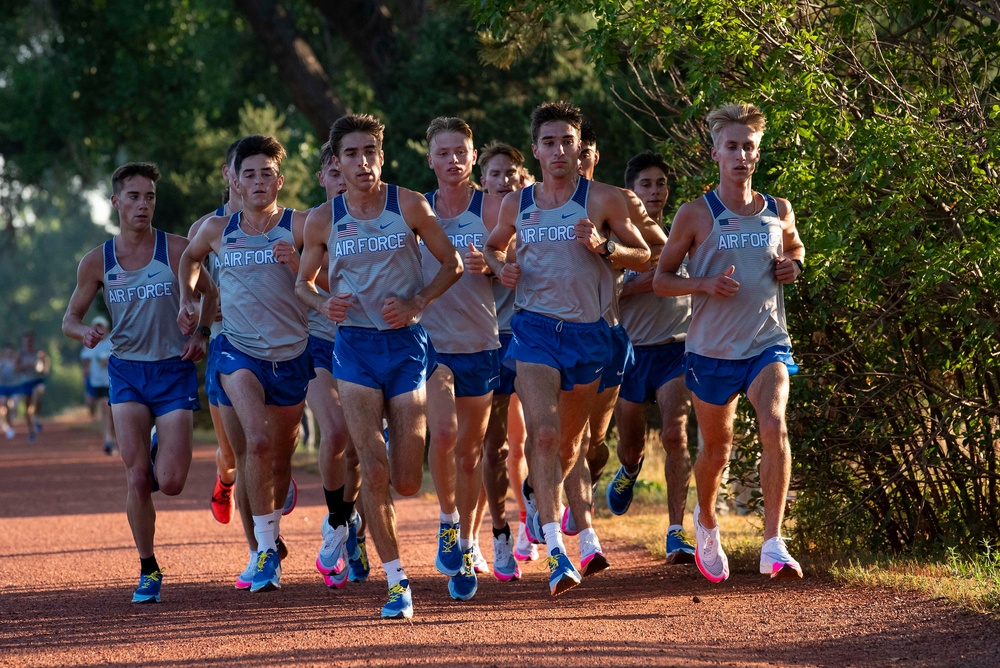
[106,280,175,304]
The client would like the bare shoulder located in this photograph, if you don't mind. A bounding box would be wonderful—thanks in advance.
[397,185,435,223]
[79,244,106,274]
[587,179,623,205]
[675,196,713,226]
[188,211,216,239]
[772,195,794,219]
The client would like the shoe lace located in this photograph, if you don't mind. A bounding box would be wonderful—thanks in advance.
[256,551,271,571]
[214,485,232,504]
[354,542,369,570]
[671,528,693,544]
[461,551,475,576]
[438,526,458,552]
[140,570,163,586]
[386,582,406,604]
[613,474,635,494]
[543,554,562,574]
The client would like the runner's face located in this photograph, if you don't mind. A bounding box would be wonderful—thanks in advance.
[111,176,156,231]
[532,121,581,179]
[335,132,383,191]
[481,154,520,196]
[632,166,669,220]
[236,154,283,210]
[428,132,476,186]
[317,160,347,200]
[711,124,761,183]
[577,143,599,179]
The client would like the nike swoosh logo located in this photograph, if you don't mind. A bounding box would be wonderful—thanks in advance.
[489,376,500,383]
[147,271,161,279]
[458,222,475,229]
[616,371,624,376]
[187,396,196,401]
[266,236,281,243]
[379,222,393,230]
[561,213,576,219]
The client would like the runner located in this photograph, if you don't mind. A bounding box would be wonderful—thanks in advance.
[308,141,369,589]
[483,101,650,596]
[15,331,50,441]
[653,102,805,582]
[295,113,461,618]
[62,161,217,603]
[478,141,536,563]
[610,150,697,564]
[0,344,18,439]
[79,315,117,455]
[180,135,312,593]
[421,117,506,599]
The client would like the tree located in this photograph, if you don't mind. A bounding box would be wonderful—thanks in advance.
[476,0,1000,552]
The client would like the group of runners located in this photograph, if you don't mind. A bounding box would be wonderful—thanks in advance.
[61,99,805,619]
[0,334,50,442]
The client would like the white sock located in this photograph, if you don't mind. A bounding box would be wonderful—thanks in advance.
[459,537,473,552]
[440,510,459,525]
[578,527,601,558]
[253,514,277,552]
[543,522,565,554]
[668,523,684,535]
[271,509,283,540]
[383,559,407,586]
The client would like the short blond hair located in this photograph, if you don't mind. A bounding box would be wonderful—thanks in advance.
[706,103,766,145]
[426,117,474,145]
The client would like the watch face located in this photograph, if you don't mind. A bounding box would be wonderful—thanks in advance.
[606,240,616,255]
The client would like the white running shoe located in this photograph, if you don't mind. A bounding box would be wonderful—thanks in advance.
[235,552,255,590]
[693,505,730,583]
[471,541,491,575]
[316,516,348,576]
[760,536,803,579]
[514,522,539,561]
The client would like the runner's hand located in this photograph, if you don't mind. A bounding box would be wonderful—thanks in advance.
[702,265,739,298]
[82,324,105,349]
[382,296,422,329]
[499,262,520,289]
[273,240,299,273]
[464,242,487,274]
[325,293,353,323]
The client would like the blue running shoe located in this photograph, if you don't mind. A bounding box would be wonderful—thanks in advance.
[381,579,413,619]
[522,481,544,545]
[530,509,545,546]
[132,569,162,603]
[149,428,159,493]
[435,523,462,576]
[606,457,643,516]
[349,538,371,583]
[448,549,478,601]
[546,548,582,596]
[346,510,361,556]
[250,549,281,593]
[665,528,697,565]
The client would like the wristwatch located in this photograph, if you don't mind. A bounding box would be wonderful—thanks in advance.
[792,258,804,273]
[599,239,617,257]
[196,325,211,338]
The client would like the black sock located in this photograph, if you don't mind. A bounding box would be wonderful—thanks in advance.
[140,555,159,575]
[324,486,344,516]
[523,478,534,497]
[492,523,511,539]
[337,499,357,528]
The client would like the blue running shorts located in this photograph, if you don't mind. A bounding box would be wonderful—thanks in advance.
[109,356,200,416]
[436,350,501,398]
[309,334,336,374]
[505,310,612,391]
[214,335,314,407]
[496,332,516,396]
[333,325,436,399]
[598,324,635,393]
[205,337,223,407]
[619,341,687,404]
[685,345,799,406]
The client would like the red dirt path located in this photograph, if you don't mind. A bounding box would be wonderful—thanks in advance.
[2,418,999,667]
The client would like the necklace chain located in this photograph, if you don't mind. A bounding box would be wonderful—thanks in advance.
[242,207,279,235]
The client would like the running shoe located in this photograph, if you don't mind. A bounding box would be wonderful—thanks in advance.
[760,536,803,580]
[132,569,162,603]
[448,549,479,601]
[530,509,545,545]
[606,458,643,516]
[149,429,159,493]
[211,475,234,524]
[381,580,413,619]
[471,541,490,575]
[282,477,297,516]
[514,523,539,562]
[546,548,582,596]
[317,517,349,576]
[665,528,697,565]
[235,553,255,590]
[103,441,115,456]
[561,505,580,536]
[348,538,370,583]
[27,426,37,443]
[435,522,462,576]
[492,532,521,581]
[3,427,14,440]
[581,549,610,577]
[346,509,361,556]
[324,560,350,589]
[277,534,289,561]
[693,505,729,583]
[250,549,281,592]
[522,481,543,544]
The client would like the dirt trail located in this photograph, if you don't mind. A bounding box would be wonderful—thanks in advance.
[1,418,998,667]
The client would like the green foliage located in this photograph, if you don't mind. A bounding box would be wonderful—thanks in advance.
[476,0,1000,553]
